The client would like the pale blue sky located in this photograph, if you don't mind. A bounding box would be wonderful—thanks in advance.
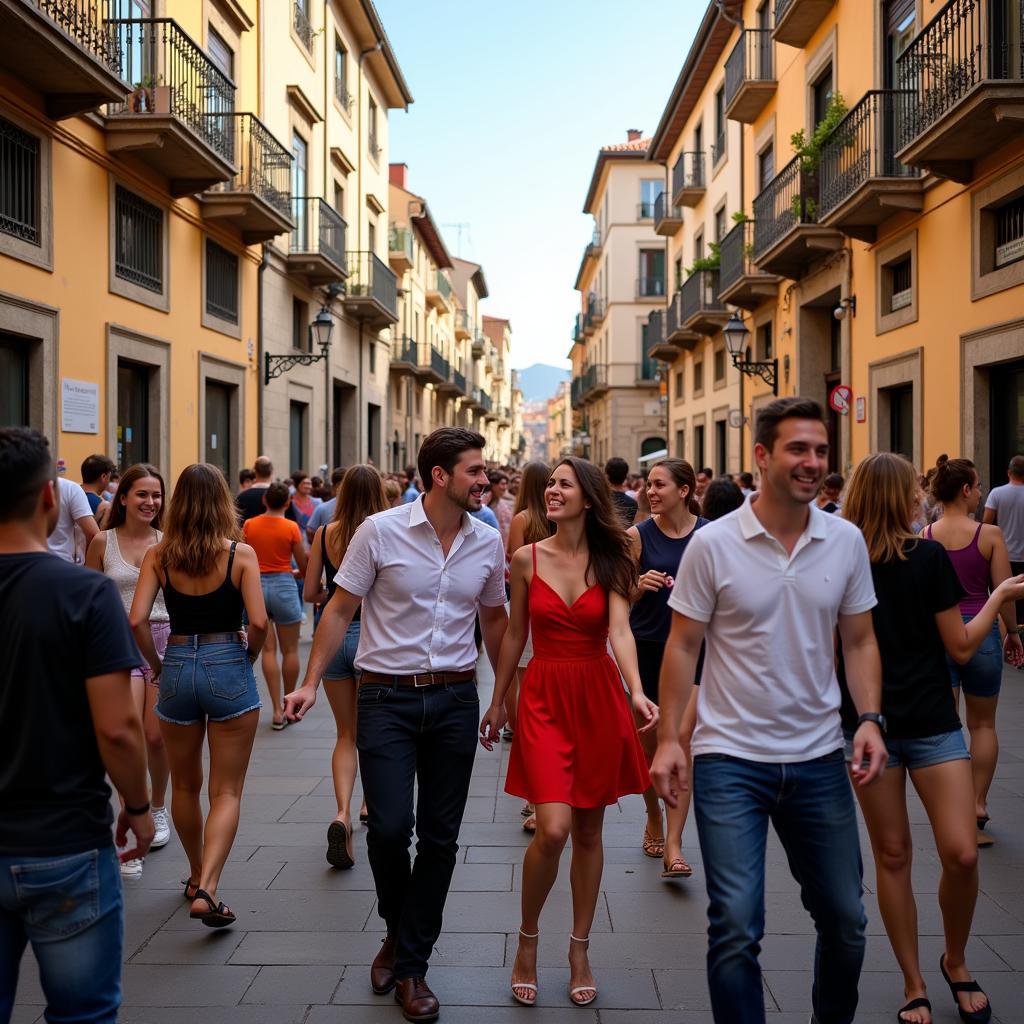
[374,0,703,371]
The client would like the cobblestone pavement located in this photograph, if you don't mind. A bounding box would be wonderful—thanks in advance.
[13,642,1024,1023]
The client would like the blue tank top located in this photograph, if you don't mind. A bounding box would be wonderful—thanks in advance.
[630,515,708,642]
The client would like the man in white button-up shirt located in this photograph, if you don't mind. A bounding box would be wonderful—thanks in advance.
[285,428,508,1022]
[651,398,887,1024]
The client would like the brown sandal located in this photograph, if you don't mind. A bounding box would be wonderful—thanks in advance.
[661,857,693,878]
[642,826,665,859]
[189,888,236,928]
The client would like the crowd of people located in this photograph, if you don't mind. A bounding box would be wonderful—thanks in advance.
[2,401,1024,1024]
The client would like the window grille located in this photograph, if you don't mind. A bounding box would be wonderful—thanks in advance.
[1,118,40,244]
[205,239,238,323]
[115,185,162,293]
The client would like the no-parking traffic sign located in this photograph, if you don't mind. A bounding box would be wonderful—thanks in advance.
[829,385,852,416]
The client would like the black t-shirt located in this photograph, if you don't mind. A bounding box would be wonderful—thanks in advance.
[236,484,298,524]
[838,539,963,740]
[611,491,638,527]
[0,553,142,855]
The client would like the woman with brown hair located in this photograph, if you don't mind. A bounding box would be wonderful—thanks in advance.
[129,464,268,928]
[86,463,171,879]
[480,457,657,1008]
[304,464,387,869]
[840,453,1024,1024]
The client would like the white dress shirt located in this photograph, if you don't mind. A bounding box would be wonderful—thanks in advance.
[667,496,877,763]
[335,495,507,673]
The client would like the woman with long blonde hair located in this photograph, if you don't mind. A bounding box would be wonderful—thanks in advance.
[841,453,1024,1024]
[304,464,388,869]
[130,464,268,928]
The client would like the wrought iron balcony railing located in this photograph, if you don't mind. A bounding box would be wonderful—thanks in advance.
[724,29,774,109]
[392,335,417,364]
[752,155,820,258]
[421,343,448,379]
[290,197,346,269]
[672,151,705,196]
[37,0,121,71]
[346,251,398,316]
[389,225,414,263]
[681,268,725,324]
[637,276,667,298]
[654,192,683,228]
[453,367,467,393]
[719,219,756,292]
[293,1,313,50]
[208,113,292,219]
[647,308,665,344]
[435,270,452,303]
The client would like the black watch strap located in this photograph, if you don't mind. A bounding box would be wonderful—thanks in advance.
[125,800,151,816]
[857,712,886,733]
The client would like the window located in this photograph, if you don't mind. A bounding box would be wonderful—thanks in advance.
[114,186,162,293]
[757,320,773,361]
[813,66,834,128]
[887,384,914,459]
[289,400,307,472]
[715,419,728,474]
[0,333,29,426]
[639,180,662,219]
[638,248,665,296]
[693,122,703,159]
[207,26,233,80]
[694,231,704,261]
[292,131,307,197]
[116,361,150,470]
[293,0,313,51]
[369,340,376,374]
[693,360,704,394]
[714,206,727,244]
[713,87,726,162]
[204,380,233,476]
[876,231,918,332]
[334,38,351,111]
[674,369,684,402]
[414,387,421,416]
[368,98,380,159]
[333,181,345,219]
[292,297,308,351]
[888,256,913,310]
[205,240,238,324]
[694,423,706,468]
[995,195,1024,268]
[1,117,39,245]
[675,428,685,458]
[673,255,683,293]
[367,219,376,254]
[758,143,775,191]
[714,346,726,383]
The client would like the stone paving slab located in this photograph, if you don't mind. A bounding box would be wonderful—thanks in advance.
[12,646,1024,1023]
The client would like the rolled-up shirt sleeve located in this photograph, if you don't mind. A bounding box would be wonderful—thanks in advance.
[335,519,379,596]
[666,531,716,623]
[479,531,508,607]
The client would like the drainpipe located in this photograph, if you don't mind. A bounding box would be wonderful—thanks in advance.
[257,244,268,454]
[842,243,854,473]
[324,0,331,471]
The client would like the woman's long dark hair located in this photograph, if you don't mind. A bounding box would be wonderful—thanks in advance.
[514,460,554,545]
[553,457,636,598]
[105,463,165,531]
[650,458,701,516]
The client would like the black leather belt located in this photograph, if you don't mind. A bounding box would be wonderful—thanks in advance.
[359,669,476,688]
[167,632,245,646]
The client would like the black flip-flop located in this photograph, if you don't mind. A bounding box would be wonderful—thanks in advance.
[939,954,992,1023]
[897,996,931,1023]
[189,887,236,928]
[326,820,354,869]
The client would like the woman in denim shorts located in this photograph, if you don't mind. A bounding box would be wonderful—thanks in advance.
[840,454,1024,1024]
[304,465,387,869]
[923,455,1022,845]
[129,464,268,929]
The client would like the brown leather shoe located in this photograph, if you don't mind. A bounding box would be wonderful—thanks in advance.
[394,976,440,1022]
[370,935,397,994]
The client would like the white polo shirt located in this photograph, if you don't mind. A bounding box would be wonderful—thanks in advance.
[335,495,507,674]
[667,495,876,762]
[47,478,93,563]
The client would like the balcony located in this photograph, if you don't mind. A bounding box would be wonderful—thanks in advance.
[637,276,667,299]
[416,343,449,386]
[0,0,127,119]
[579,364,608,402]
[426,269,452,312]
[664,288,700,349]
[571,375,584,407]
[454,309,472,340]
[582,227,602,267]
[672,151,706,207]
[724,29,776,124]
[773,0,835,48]
[471,331,486,357]
[752,155,843,278]
[654,192,684,235]
[571,314,583,346]
[895,0,1024,182]
[719,219,779,309]
[645,308,679,362]
[390,334,417,375]
[583,296,606,335]
[105,19,236,196]
[388,225,414,273]
[681,270,728,335]
[201,113,293,243]
[288,198,347,284]
[453,367,467,394]
[818,90,924,241]
[343,251,398,329]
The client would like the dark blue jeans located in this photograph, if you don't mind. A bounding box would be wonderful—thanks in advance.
[0,845,123,1023]
[693,750,866,1024]
[356,678,479,979]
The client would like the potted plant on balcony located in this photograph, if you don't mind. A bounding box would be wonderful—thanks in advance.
[788,93,848,221]
[687,241,721,275]
[129,75,167,114]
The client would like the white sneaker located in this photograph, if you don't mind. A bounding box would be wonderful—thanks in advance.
[151,806,171,849]
[120,857,144,880]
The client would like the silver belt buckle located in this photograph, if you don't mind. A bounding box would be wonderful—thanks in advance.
[413,673,432,688]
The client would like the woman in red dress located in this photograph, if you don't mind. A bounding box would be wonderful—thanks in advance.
[480,457,657,1008]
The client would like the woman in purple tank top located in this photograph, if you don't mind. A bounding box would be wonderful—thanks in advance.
[926,456,1022,844]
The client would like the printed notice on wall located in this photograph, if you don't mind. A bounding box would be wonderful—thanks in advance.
[61,378,100,434]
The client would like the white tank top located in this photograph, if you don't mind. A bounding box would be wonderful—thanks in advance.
[102,528,169,623]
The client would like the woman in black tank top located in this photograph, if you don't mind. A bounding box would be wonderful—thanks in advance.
[302,465,386,869]
[129,464,268,928]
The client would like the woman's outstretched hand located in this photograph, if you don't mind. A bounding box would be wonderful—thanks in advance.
[479,702,507,751]
[633,693,659,732]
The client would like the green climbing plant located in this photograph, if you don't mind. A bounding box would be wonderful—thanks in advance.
[789,92,849,174]
[687,241,721,275]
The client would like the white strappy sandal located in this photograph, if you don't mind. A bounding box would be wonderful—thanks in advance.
[568,934,597,1006]
[510,929,539,1006]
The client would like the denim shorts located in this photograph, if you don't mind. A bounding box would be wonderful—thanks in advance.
[156,639,261,725]
[843,728,969,770]
[261,571,303,625]
[323,620,361,681]
[947,616,1003,698]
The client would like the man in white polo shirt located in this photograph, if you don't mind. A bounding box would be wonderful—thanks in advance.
[651,397,887,1024]
[285,428,508,1024]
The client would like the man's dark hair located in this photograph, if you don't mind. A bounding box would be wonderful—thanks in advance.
[238,468,256,487]
[604,457,629,486]
[0,428,53,523]
[404,464,417,484]
[739,472,754,489]
[264,481,291,510]
[331,466,347,486]
[488,470,508,487]
[698,466,714,479]
[1009,455,1024,480]
[754,397,826,451]
[823,472,845,491]
[417,428,486,493]
[253,456,273,480]
[81,453,116,484]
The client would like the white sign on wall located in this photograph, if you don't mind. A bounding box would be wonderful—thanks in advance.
[61,378,99,434]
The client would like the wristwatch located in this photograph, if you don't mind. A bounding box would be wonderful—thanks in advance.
[857,712,887,734]
[125,801,151,816]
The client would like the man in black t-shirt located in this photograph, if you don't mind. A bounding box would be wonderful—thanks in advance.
[236,455,299,524]
[0,428,152,1022]
[605,456,638,526]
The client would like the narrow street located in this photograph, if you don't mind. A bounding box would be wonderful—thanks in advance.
[13,644,1024,1023]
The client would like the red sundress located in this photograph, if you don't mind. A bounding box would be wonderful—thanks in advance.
[504,545,651,808]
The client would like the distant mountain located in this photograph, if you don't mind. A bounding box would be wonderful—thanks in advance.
[515,363,569,403]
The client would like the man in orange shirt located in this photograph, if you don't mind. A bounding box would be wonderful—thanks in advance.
[242,482,307,729]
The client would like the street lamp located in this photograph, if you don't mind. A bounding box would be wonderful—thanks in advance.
[723,311,778,396]
[264,304,335,385]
